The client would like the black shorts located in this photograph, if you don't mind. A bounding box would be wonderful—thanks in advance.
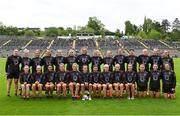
[150,86,160,92]
[163,87,175,94]
[7,73,19,79]
[138,85,147,92]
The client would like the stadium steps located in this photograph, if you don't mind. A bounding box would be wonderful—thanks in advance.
[117,40,129,55]
[95,40,99,49]
[137,40,149,49]
[2,40,11,46]
[47,40,54,49]
[40,39,54,57]
[117,40,123,48]
[159,40,172,49]
[72,39,76,49]
[124,49,130,55]
[23,40,33,49]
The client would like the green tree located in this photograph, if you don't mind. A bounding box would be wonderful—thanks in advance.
[138,30,147,39]
[24,30,35,37]
[87,16,105,35]
[161,19,171,33]
[147,29,161,39]
[143,17,154,33]
[125,20,135,35]
[170,29,180,41]
[45,27,58,37]
[172,18,180,31]
[115,29,121,37]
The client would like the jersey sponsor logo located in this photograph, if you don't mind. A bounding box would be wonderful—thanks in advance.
[118,59,122,64]
[50,73,54,81]
[82,57,87,63]
[24,74,31,82]
[105,73,110,82]
[94,59,99,65]
[129,58,135,64]
[38,75,42,82]
[153,57,159,64]
[152,74,158,81]
[164,74,170,81]
[94,76,98,82]
[93,73,99,82]
[59,73,65,81]
[73,75,78,81]
[115,73,120,81]
[115,75,120,81]
[46,59,51,65]
[57,58,63,65]
[24,59,30,65]
[13,58,19,65]
[139,73,147,82]
[69,57,76,65]
[127,74,133,82]
[142,57,148,64]
[34,59,40,66]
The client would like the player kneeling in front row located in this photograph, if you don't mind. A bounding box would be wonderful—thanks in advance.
[19,65,32,99]
[32,65,43,98]
[113,64,124,98]
[69,63,81,97]
[137,64,149,97]
[125,64,136,100]
[44,65,55,97]
[102,64,113,98]
[81,65,92,100]
[149,64,161,98]
[56,63,68,98]
[91,65,101,97]
[162,63,176,99]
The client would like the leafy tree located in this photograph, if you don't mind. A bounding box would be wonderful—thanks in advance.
[45,27,58,37]
[24,30,35,37]
[161,19,171,33]
[115,29,121,37]
[138,30,147,39]
[147,29,161,39]
[125,20,135,35]
[172,18,180,31]
[87,16,105,34]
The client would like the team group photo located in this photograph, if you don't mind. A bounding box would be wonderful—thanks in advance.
[6,48,176,100]
[0,0,180,115]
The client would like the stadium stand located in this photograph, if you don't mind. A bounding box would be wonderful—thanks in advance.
[75,39,96,55]
[0,36,180,57]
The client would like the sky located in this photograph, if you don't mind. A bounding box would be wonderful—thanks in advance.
[0,0,179,31]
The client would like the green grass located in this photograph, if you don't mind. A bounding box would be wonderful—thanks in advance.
[0,58,180,115]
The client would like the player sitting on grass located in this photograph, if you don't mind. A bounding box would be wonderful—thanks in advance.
[112,64,124,98]
[55,63,68,98]
[162,63,176,99]
[125,64,136,100]
[19,65,32,99]
[91,65,102,97]
[81,65,92,100]
[101,64,113,98]
[32,65,43,98]
[69,63,81,97]
[44,65,55,97]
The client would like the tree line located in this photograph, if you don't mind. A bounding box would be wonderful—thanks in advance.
[0,17,180,41]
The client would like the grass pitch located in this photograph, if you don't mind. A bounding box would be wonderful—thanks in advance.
[0,58,180,115]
